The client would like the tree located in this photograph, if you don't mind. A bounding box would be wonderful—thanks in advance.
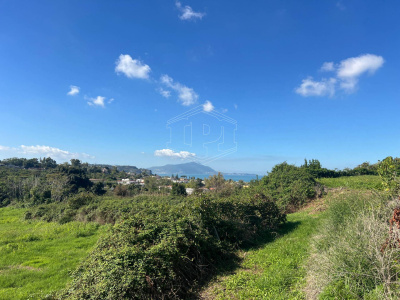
[205,172,225,191]
[171,183,187,196]
[70,159,82,167]
[144,176,158,192]
[40,157,57,169]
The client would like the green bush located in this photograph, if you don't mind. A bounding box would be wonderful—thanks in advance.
[171,183,187,196]
[60,192,285,299]
[259,162,318,211]
[61,204,223,299]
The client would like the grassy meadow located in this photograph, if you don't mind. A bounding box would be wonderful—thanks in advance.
[317,175,382,190]
[0,207,106,299]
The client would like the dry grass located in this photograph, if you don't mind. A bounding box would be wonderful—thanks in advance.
[305,191,400,299]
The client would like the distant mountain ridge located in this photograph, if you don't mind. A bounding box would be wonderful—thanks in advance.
[149,162,217,175]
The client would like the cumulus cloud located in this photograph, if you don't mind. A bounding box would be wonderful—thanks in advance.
[115,54,151,79]
[67,85,80,96]
[296,77,336,97]
[158,88,171,98]
[337,54,384,92]
[160,74,198,106]
[320,62,335,72]
[154,149,196,159]
[203,100,214,112]
[175,1,205,20]
[87,96,106,107]
[0,145,94,161]
[296,54,384,97]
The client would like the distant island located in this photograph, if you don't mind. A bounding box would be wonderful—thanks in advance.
[149,162,217,175]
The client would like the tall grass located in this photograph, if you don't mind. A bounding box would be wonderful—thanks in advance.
[317,175,383,190]
[306,191,400,299]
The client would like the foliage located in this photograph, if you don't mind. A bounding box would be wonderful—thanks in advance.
[205,172,226,191]
[378,156,400,196]
[58,192,285,299]
[306,191,400,299]
[171,182,187,196]
[257,162,319,212]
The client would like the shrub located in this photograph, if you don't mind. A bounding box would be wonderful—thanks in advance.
[60,192,285,299]
[171,183,187,196]
[60,203,223,299]
[67,192,94,210]
[260,162,318,211]
[378,156,400,196]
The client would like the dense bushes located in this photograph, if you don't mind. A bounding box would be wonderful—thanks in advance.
[59,193,285,299]
[306,191,400,299]
[256,162,320,212]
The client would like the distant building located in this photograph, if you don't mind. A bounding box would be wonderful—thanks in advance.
[185,188,194,195]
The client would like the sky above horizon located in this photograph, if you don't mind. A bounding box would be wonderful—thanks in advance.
[0,0,399,174]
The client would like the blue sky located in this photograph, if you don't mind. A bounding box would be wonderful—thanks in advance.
[0,0,399,174]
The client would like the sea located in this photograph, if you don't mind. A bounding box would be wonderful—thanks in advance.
[175,174,263,182]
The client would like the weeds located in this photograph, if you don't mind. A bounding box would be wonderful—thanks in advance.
[306,191,400,299]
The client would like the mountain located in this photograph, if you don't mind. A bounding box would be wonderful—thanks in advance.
[149,162,217,175]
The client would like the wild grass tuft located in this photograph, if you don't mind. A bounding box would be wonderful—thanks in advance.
[306,191,400,299]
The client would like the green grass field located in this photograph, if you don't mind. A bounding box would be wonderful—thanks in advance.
[203,209,324,299]
[317,175,382,190]
[0,207,106,299]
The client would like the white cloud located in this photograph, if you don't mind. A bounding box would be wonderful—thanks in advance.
[158,88,171,98]
[320,62,335,72]
[87,96,106,107]
[0,145,94,161]
[234,104,238,110]
[297,54,384,97]
[160,74,198,106]
[115,54,151,79]
[337,54,384,92]
[20,145,93,160]
[154,148,196,159]
[108,98,115,104]
[67,85,80,96]
[176,1,205,20]
[295,77,336,97]
[203,100,214,112]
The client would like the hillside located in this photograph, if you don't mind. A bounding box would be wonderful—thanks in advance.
[149,162,217,175]
[92,164,151,175]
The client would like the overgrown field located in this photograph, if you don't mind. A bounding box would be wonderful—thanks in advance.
[317,175,382,190]
[1,157,398,299]
[0,207,106,299]
[203,188,400,299]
